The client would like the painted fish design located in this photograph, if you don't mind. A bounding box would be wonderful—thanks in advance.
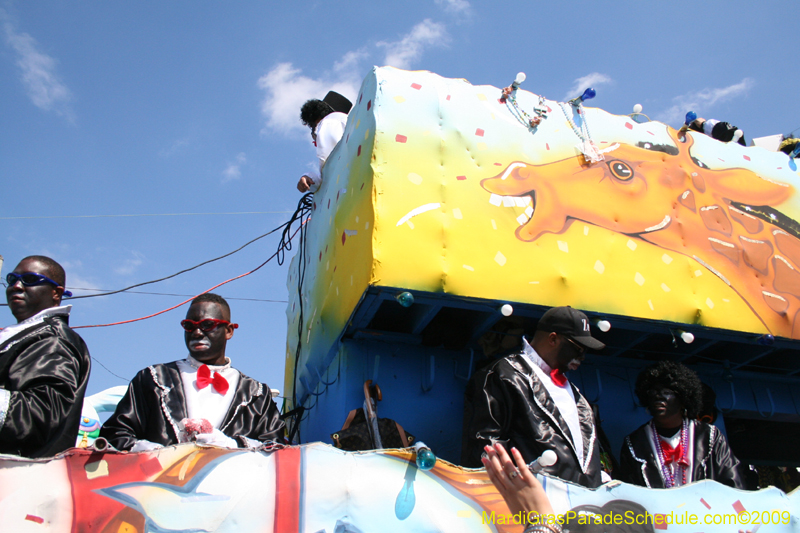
[481,127,800,338]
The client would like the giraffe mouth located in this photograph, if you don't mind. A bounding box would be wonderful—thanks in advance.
[488,191,536,226]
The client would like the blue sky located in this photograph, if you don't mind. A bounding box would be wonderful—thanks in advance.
[1,0,797,406]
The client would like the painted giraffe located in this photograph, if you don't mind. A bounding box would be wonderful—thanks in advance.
[481,127,800,338]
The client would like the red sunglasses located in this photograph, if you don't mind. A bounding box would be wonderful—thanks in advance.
[180,319,239,333]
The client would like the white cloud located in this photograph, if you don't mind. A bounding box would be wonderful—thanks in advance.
[113,251,144,276]
[257,19,447,137]
[65,273,102,297]
[435,0,471,15]
[655,78,754,125]
[257,62,360,136]
[60,259,84,270]
[563,73,613,102]
[159,138,189,157]
[222,152,247,183]
[333,49,369,75]
[57,260,101,297]
[379,19,448,70]
[0,9,73,118]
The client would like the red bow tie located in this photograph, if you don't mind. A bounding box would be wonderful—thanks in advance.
[196,364,229,395]
[660,440,685,464]
[550,368,567,387]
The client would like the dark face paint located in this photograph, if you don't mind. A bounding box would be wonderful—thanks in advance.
[646,386,685,427]
[184,301,234,366]
[553,334,586,373]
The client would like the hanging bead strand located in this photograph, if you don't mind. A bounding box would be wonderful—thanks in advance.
[650,419,689,488]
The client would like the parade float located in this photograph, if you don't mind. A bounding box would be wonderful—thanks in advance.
[284,66,800,465]
[2,67,800,531]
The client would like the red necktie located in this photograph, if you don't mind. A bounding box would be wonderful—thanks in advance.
[660,440,684,464]
[550,368,567,387]
[196,364,229,395]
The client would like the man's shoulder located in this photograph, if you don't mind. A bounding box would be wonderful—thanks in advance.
[7,315,88,360]
[485,352,534,378]
[140,360,179,370]
[130,361,180,380]
[625,422,651,445]
[235,371,268,396]
[318,112,347,133]
[691,419,717,441]
[322,111,348,124]
[45,315,88,351]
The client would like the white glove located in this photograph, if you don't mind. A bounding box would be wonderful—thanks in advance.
[194,428,239,448]
[130,439,164,452]
[240,436,262,449]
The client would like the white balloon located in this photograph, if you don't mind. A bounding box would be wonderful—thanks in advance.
[500,304,514,316]
[633,104,643,113]
[540,450,557,467]
[515,72,526,85]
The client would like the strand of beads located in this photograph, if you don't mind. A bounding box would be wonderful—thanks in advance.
[558,101,587,141]
[651,420,675,486]
[650,419,689,487]
[558,101,603,163]
[504,92,549,131]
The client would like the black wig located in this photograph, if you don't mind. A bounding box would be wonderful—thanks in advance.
[634,360,703,419]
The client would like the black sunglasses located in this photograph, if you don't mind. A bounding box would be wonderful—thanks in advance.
[561,335,587,355]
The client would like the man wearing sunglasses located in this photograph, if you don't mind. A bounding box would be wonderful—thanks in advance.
[100,293,284,451]
[461,306,606,487]
[1,256,91,458]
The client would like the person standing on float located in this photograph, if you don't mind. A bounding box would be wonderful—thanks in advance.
[618,360,744,488]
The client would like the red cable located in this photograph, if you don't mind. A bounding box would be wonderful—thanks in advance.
[73,224,302,329]
[72,271,250,329]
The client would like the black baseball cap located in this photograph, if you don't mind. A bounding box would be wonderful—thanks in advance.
[536,306,606,351]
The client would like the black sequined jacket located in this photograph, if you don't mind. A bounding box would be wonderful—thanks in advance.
[618,419,744,489]
[0,314,91,458]
[100,361,284,450]
[461,350,602,488]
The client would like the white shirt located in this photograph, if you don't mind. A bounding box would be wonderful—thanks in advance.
[645,420,695,487]
[176,354,240,430]
[0,305,72,350]
[518,338,584,461]
[304,111,348,193]
[702,119,720,137]
[315,111,348,167]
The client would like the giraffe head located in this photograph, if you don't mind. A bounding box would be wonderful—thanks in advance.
[481,127,792,242]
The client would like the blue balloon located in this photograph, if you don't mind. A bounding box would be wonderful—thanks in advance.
[581,88,596,102]
[685,111,697,125]
[396,291,415,307]
[757,334,775,346]
[416,447,437,471]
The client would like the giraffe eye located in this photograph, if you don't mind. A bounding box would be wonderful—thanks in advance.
[608,160,633,181]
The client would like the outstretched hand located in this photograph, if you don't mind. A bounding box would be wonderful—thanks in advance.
[482,443,554,519]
